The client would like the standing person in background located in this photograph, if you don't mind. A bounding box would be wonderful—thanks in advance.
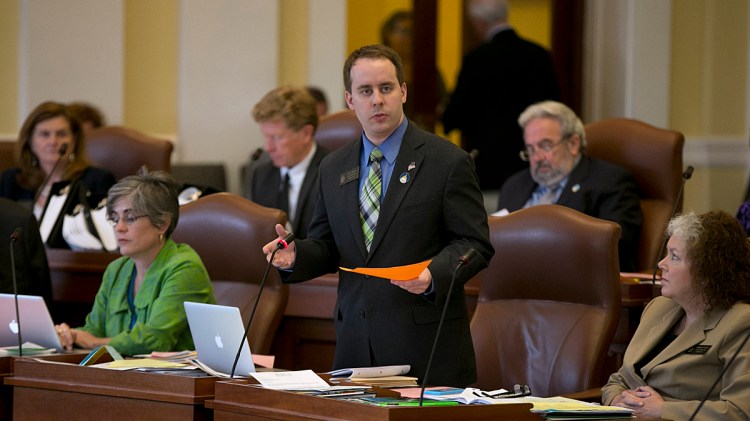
[264,45,493,387]
[442,0,559,204]
[381,10,447,128]
[55,168,215,355]
[246,86,328,240]
[0,101,116,248]
[602,210,750,420]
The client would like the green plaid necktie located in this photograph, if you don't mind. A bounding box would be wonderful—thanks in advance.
[360,148,384,251]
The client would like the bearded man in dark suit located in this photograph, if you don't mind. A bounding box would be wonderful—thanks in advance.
[264,45,493,387]
[497,101,643,272]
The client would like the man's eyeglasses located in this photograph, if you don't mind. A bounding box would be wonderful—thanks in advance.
[519,137,569,162]
[107,213,148,227]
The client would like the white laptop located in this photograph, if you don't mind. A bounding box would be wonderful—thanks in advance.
[184,301,255,377]
[0,293,63,351]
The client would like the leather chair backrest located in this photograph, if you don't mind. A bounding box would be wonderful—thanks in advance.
[314,110,362,152]
[585,118,684,272]
[471,205,621,397]
[172,193,288,354]
[86,126,173,179]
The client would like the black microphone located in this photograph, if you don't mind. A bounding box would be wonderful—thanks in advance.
[419,248,477,406]
[230,232,295,378]
[250,147,263,161]
[31,143,69,210]
[687,327,750,420]
[651,166,694,283]
[10,228,24,356]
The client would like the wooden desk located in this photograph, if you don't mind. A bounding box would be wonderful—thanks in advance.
[7,355,218,421]
[48,249,659,374]
[272,273,659,373]
[208,379,538,421]
[0,357,11,421]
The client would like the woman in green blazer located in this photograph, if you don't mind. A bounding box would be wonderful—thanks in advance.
[55,168,215,355]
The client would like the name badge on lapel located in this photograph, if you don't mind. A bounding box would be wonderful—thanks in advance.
[339,167,359,186]
[685,345,711,355]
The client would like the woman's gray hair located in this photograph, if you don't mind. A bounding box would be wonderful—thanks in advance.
[666,211,702,251]
[518,100,587,151]
[106,167,181,238]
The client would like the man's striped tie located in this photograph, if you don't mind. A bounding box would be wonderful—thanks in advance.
[360,148,383,252]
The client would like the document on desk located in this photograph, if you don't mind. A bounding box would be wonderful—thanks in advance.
[328,364,410,379]
[251,369,331,390]
[339,260,431,281]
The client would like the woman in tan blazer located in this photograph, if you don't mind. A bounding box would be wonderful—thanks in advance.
[602,210,750,420]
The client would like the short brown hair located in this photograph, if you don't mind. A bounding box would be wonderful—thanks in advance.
[667,210,750,312]
[67,102,106,129]
[343,44,404,93]
[252,86,318,133]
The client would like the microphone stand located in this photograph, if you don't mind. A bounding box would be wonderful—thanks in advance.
[651,166,694,283]
[418,249,476,406]
[230,233,295,378]
[10,228,23,356]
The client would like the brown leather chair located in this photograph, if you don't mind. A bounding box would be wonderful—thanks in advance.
[0,141,15,174]
[585,118,685,273]
[172,193,288,355]
[471,205,621,397]
[86,126,173,179]
[313,110,362,152]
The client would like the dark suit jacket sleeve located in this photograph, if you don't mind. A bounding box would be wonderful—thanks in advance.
[426,152,493,294]
[586,165,642,272]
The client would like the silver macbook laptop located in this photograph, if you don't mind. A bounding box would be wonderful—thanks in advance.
[184,301,255,376]
[0,293,62,351]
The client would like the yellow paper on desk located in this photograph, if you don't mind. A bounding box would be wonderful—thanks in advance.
[107,358,187,369]
[339,260,431,281]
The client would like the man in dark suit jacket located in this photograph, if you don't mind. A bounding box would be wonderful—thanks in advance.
[442,0,559,192]
[0,198,52,304]
[264,45,493,387]
[497,101,643,272]
[246,86,328,239]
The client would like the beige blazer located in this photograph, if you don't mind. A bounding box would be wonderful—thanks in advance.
[602,296,750,420]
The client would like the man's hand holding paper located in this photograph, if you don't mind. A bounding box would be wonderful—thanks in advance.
[340,260,433,294]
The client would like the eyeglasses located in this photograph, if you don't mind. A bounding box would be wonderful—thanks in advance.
[519,137,569,162]
[107,213,148,227]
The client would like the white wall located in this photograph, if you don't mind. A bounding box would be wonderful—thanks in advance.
[19,0,123,124]
[176,0,279,194]
[308,0,348,113]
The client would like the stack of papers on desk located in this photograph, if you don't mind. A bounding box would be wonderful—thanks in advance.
[401,389,634,418]
[328,364,417,388]
[0,342,57,357]
[526,397,633,419]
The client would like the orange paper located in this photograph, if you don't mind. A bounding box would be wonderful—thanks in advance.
[339,260,432,281]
